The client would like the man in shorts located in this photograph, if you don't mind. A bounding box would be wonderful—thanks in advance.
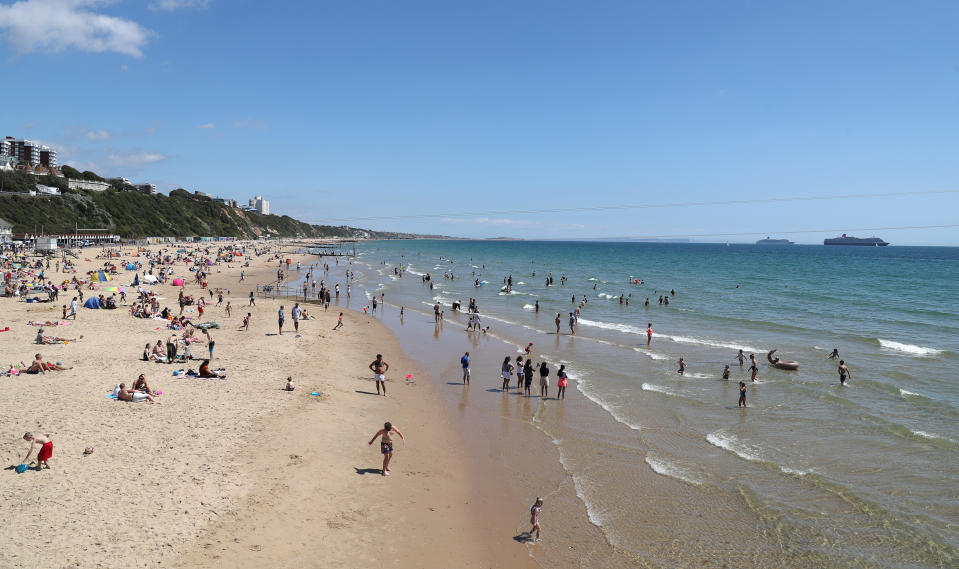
[460,351,470,385]
[368,421,405,476]
[369,354,390,396]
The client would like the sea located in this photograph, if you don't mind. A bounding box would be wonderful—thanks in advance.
[306,241,959,568]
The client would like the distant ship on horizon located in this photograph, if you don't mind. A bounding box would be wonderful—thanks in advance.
[756,236,795,245]
[824,234,889,246]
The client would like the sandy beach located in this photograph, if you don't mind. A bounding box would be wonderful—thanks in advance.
[0,242,534,569]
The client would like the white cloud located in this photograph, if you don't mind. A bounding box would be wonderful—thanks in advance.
[85,129,112,140]
[0,0,152,57]
[233,118,269,131]
[149,0,210,11]
[107,151,167,168]
[196,122,215,129]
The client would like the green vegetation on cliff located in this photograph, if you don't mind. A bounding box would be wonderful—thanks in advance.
[0,175,426,240]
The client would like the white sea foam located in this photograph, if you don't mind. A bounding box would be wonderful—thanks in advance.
[641,383,675,396]
[911,429,957,443]
[899,388,926,398]
[575,378,642,431]
[554,440,605,529]
[707,431,764,463]
[632,347,670,360]
[878,339,942,356]
[682,372,713,379]
[644,455,703,485]
[707,431,809,474]
[406,268,424,276]
[578,318,760,352]
[522,304,536,311]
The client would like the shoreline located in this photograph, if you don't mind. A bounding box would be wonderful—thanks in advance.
[0,241,535,568]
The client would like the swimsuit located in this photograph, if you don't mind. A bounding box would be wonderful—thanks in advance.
[380,441,393,455]
[374,373,385,382]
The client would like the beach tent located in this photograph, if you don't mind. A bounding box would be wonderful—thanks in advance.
[125,263,137,270]
[172,278,185,286]
[142,274,158,283]
[83,297,103,309]
[92,270,112,282]
[132,274,140,286]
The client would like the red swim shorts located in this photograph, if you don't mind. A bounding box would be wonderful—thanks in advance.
[37,441,53,462]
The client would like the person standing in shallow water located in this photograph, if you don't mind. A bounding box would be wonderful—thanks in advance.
[646,323,653,346]
[554,313,561,334]
[838,360,852,385]
[739,382,747,407]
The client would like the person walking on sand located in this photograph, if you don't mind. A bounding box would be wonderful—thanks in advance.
[22,432,53,471]
[556,365,568,399]
[368,421,405,476]
[369,354,390,396]
[292,302,301,332]
[333,312,344,330]
[203,328,215,359]
[838,360,852,385]
[277,305,285,335]
[460,352,471,385]
[249,291,255,306]
[528,497,544,542]
[739,381,747,407]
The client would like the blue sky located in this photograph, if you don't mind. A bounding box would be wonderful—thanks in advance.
[2,1,958,244]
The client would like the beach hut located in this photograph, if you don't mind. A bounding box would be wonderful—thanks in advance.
[92,270,112,282]
[125,263,137,270]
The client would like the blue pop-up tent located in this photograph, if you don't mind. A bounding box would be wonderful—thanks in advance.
[83,297,103,309]
[125,263,137,270]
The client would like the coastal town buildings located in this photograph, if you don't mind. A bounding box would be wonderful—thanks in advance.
[135,183,157,195]
[0,217,12,244]
[67,179,112,192]
[245,195,270,214]
[2,136,57,168]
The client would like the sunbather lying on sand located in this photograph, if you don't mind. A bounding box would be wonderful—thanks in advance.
[117,383,158,403]
[35,329,80,344]
[22,353,71,373]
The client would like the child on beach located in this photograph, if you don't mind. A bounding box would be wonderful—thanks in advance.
[722,365,730,380]
[368,421,405,476]
[334,313,343,330]
[225,301,231,317]
[502,356,514,391]
[241,313,251,331]
[284,376,295,391]
[739,381,747,407]
[556,365,568,400]
[22,432,53,471]
[528,497,544,542]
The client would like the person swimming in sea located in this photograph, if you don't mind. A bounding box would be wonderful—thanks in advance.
[838,360,851,385]
[827,348,840,360]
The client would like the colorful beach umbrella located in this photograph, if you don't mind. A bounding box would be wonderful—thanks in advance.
[105,286,126,293]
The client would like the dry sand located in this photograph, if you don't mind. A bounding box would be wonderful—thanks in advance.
[0,242,534,568]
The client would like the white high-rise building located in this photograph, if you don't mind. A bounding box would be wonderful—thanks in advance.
[248,196,270,215]
[2,136,57,168]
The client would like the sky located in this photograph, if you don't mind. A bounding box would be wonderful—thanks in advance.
[1,0,958,244]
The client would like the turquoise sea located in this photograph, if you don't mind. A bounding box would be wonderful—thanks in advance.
[331,241,958,568]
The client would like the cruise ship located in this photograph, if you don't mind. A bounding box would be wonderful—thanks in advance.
[756,237,795,245]
[824,234,889,246]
